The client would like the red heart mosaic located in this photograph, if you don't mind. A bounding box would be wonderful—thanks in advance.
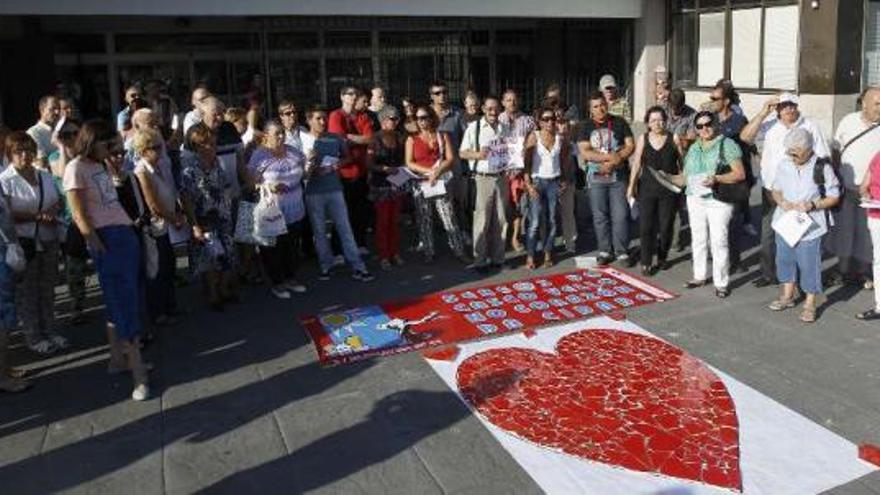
[456,329,742,491]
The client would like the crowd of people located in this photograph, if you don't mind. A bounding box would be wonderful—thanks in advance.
[0,73,877,401]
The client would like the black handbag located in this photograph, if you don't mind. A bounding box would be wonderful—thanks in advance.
[21,172,46,262]
[712,138,750,204]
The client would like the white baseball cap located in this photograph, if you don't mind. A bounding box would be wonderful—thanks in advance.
[778,92,799,106]
[598,74,617,90]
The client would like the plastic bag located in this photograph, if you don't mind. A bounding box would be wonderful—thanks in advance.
[253,185,288,239]
[4,243,26,273]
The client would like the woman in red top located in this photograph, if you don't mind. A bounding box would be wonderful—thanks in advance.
[857,150,880,320]
[404,105,467,264]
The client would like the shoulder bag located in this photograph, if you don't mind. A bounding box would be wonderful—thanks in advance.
[712,138,750,204]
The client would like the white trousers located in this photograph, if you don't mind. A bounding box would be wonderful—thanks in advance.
[868,217,880,311]
[687,195,734,289]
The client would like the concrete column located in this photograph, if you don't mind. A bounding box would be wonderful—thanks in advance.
[631,0,666,129]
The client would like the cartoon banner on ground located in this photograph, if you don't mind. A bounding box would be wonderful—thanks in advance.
[299,267,675,366]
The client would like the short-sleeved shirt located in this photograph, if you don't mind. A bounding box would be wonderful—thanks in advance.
[667,105,696,138]
[683,136,743,197]
[607,98,632,123]
[284,125,307,151]
[328,109,372,180]
[0,166,61,241]
[755,116,830,190]
[771,155,840,241]
[576,115,633,183]
[116,108,131,133]
[26,121,56,161]
[459,118,511,174]
[300,131,345,195]
[833,112,880,189]
[62,157,133,229]
[247,146,306,224]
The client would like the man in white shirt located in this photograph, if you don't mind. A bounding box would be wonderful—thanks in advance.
[26,95,60,166]
[828,87,880,286]
[499,89,535,253]
[277,99,306,151]
[182,85,211,136]
[460,95,511,272]
[740,92,830,287]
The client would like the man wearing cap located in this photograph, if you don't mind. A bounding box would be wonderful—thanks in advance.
[741,92,829,287]
[599,74,631,123]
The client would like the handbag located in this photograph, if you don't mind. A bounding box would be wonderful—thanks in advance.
[21,172,46,262]
[253,185,288,239]
[712,138,750,204]
[0,227,26,273]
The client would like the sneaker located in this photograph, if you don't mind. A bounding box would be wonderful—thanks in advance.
[285,280,307,294]
[380,259,393,271]
[48,334,70,350]
[596,252,614,266]
[352,270,375,282]
[132,383,150,401]
[743,224,759,237]
[271,286,292,300]
[318,270,331,281]
[332,255,345,267]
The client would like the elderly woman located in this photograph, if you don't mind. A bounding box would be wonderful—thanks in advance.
[0,191,28,392]
[368,105,407,270]
[682,110,746,298]
[181,123,238,310]
[247,120,308,299]
[133,129,183,326]
[767,128,841,322]
[0,132,66,356]
[405,105,467,264]
[65,119,149,401]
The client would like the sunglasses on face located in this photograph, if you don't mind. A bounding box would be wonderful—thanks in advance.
[281,110,297,117]
[540,116,556,122]
[387,116,400,121]
[695,122,713,130]
[416,115,430,121]
[431,90,447,96]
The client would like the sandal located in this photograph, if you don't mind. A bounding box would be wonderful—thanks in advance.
[542,257,554,269]
[525,257,537,270]
[800,306,817,323]
[768,298,797,311]
[27,339,55,356]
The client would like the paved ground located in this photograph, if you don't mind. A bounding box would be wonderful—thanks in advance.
[1,206,880,494]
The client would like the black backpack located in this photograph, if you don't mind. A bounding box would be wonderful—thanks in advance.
[813,156,843,219]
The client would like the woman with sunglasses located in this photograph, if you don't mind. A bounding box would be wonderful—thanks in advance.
[1,132,66,356]
[64,119,150,401]
[627,106,683,276]
[523,105,572,269]
[405,105,467,264]
[682,110,746,298]
[368,105,406,270]
[180,123,238,310]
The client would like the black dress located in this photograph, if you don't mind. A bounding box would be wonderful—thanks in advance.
[637,133,680,267]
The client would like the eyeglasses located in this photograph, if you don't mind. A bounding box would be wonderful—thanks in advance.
[694,121,713,130]
[431,90,447,96]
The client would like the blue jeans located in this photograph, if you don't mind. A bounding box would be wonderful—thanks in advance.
[526,178,559,256]
[587,179,629,255]
[306,192,366,272]
[0,249,17,335]
[775,234,822,294]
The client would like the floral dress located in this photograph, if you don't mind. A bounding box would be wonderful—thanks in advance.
[180,154,236,275]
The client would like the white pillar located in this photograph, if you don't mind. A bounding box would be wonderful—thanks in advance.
[631,0,666,129]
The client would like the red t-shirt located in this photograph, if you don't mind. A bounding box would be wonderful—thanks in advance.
[328,109,373,179]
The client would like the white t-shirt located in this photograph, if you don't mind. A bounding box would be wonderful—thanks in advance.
[0,166,61,241]
[26,121,57,161]
[460,118,511,174]
[833,112,880,189]
[284,126,307,151]
[531,131,563,179]
[756,115,829,190]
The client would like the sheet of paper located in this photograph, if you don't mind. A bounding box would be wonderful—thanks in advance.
[687,173,713,197]
[487,139,511,172]
[419,180,447,199]
[772,209,814,247]
[859,199,880,209]
[320,155,340,168]
[386,168,416,188]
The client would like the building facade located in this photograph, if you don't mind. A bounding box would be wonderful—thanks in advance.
[0,0,876,136]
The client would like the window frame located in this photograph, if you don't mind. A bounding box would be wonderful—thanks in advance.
[669,0,799,92]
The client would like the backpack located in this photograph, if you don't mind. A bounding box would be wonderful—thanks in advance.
[813,156,842,222]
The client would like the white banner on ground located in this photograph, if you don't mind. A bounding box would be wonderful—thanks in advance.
[425,317,876,494]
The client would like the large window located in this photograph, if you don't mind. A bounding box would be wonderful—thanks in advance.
[866,0,880,87]
[671,0,799,90]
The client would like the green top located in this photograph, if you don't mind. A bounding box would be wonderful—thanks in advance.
[47,151,73,224]
[683,136,742,197]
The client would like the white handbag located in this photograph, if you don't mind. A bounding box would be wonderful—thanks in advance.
[0,228,25,273]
